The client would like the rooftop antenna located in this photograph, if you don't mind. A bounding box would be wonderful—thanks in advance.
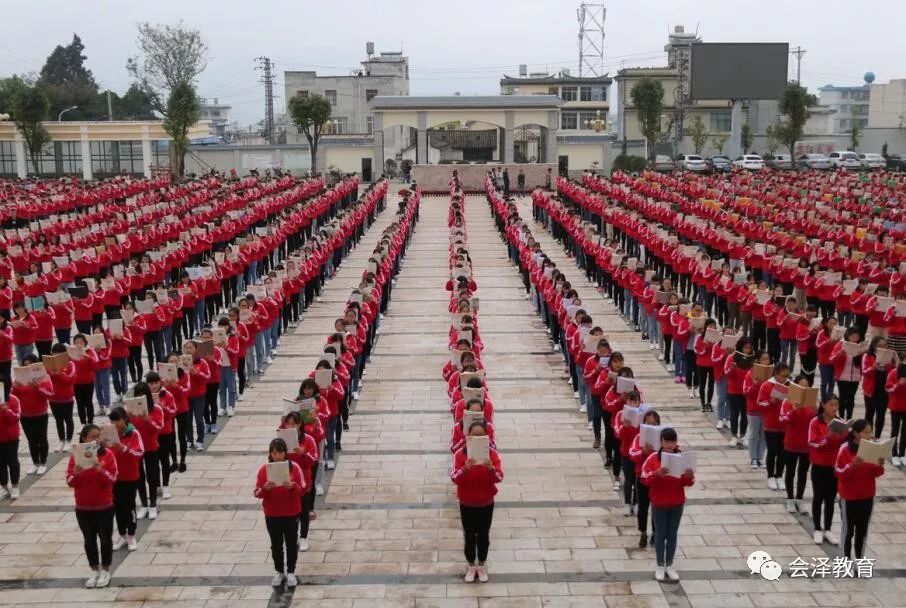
[577,2,606,77]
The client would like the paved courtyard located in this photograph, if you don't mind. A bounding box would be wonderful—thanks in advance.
[2,193,906,607]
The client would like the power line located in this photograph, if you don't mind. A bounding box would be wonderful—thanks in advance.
[255,57,275,144]
[791,46,806,84]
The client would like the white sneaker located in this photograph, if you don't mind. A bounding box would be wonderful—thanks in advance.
[813,530,824,544]
[362,369,368,377]
[573,391,579,398]
[136,507,148,520]
[823,531,839,545]
[271,573,284,587]
[657,353,664,361]
[715,420,724,430]
[25,466,36,477]
[688,389,695,399]
[85,572,98,589]
[553,344,560,352]
[624,503,634,516]
[892,456,902,467]
[352,391,361,400]
[195,442,205,451]
[238,394,245,402]
[785,499,796,513]
[649,343,656,350]
[612,479,621,491]
[62,443,71,452]
[162,487,171,500]
[767,478,777,490]
[654,567,665,581]
[476,565,489,582]
[665,566,680,581]
[728,436,738,448]
[9,487,19,500]
[750,460,758,470]
[266,357,274,364]
[587,421,593,430]
[116,393,124,403]
[741,436,749,448]
[285,573,298,587]
[36,465,46,475]
[228,408,235,417]
[148,507,158,520]
[127,536,137,551]
[299,538,310,552]
[326,460,336,470]
[113,536,128,550]
[95,570,111,588]
[316,483,324,496]
[464,565,477,582]
[54,442,62,453]
[579,404,587,413]
[666,363,674,372]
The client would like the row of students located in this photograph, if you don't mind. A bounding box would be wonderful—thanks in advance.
[525,184,891,562]
[487,178,697,582]
[255,188,420,589]
[446,187,503,584]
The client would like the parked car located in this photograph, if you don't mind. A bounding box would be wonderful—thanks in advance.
[675,154,707,172]
[732,154,765,170]
[858,153,885,170]
[828,151,862,170]
[887,154,906,171]
[653,155,675,172]
[767,154,792,170]
[797,153,832,170]
[706,155,732,173]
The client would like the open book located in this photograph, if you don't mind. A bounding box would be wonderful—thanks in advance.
[275,428,299,452]
[73,443,99,469]
[640,424,662,451]
[124,396,148,418]
[466,435,490,463]
[856,439,894,462]
[661,451,697,478]
[266,462,290,485]
[786,384,818,408]
[314,369,332,390]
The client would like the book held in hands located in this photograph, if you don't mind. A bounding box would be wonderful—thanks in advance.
[856,438,894,462]
[74,442,100,468]
[466,435,490,463]
[314,369,332,390]
[786,384,818,408]
[661,451,697,478]
[276,428,299,451]
[124,396,148,418]
[640,424,662,450]
[266,462,290,485]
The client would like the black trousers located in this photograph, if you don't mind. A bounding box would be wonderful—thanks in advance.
[204,382,219,425]
[842,497,873,559]
[891,412,906,458]
[636,477,652,535]
[50,401,75,443]
[784,450,810,500]
[237,357,247,395]
[265,515,299,573]
[128,345,143,382]
[811,464,837,531]
[174,412,189,464]
[0,439,20,486]
[837,380,859,420]
[158,433,174,487]
[113,480,138,536]
[764,431,785,479]
[300,465,317,539]
[74,383,94,425]
[865,390,889,438]
[697,367,714,408]
[137,451,160,508]
[459,503,494,564]
[76,507,114,569]
[728,394,748,438]
[20,414,49,465]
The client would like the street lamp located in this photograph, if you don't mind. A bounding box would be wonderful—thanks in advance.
[58,105,78,121]
[584,109,608,133]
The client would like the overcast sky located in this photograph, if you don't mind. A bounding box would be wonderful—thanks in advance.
[2,0,903,124]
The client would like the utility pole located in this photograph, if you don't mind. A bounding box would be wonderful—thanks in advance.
[576,2,606,77]
[791,46,806,84]
[106,90,113,121]
[256,57,275,144]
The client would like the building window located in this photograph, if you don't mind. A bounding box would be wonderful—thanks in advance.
[579,86,592,101]
[152,140,170,169]
[598,86,607,102]
[326,117,348,134]
[296,90,309,98]
[325,90,337,105]
[839,119,849,130]
[560,112,578,130]
[366,89,378,101]
[561,86,578,102]
[548,86,558,95]
[366,116,374,135]
[578,111,602,130]
[58,141,82,175]
[210,110,221,117]
[709,110,732,133]
[0,141,16,177]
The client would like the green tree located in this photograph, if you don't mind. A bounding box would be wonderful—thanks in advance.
[0,75,31,118]
[765,123,780,155]
[163,81,199,178]
[848,110,861,152]
[685,115,709,155]
[741,123,754,154]
[711,134,728,155]
[775,83,817,167]
[116,84,157,120]
[38,34,106,120]
[127,21,208,115]
[289,93,332,173]
[12,85,51,174]
[630,78,665,163]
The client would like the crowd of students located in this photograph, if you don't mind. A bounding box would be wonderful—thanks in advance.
[444,178,504,583]
[0,173,397,587]
[256,186,419,588]
[519,169,902,567]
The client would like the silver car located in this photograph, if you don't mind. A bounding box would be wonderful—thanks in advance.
[797,154,831,170]
[653,155,675,172]
[676,154,708,172]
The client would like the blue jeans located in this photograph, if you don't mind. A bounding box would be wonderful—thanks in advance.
[194,300,205,333]
[255,332,268,368]
[15,343,34,365]
[780,339,797,374]
[672,342,684,377]
[716,377,729,421]
[112,357,128,396]
[652,504,684,566]
[246,345,258,376]
[819,364,835,400]
[647,312,659,345]
[747,414,766,461]
[270,319,280,350]
[577,375,591,414]
[325,416,337,460]
[94,368,111,409]
[162,326,174,357]
[218,367,237,412]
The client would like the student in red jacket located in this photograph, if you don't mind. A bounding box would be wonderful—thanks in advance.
[808,394,847,545]
[614,391,644,515]
[182,340,211,451]
[0,316,13,401]
[693,319,717,412]
[779,374,816,513]
[887,363,906,466]
[12,354,53,474]
[65,423,117,589]
[10,301,37,364]
[71,333,99,425]
[107,406,144,552]
[131,380,164,520]
[47,342,76,452]
[281,411,319,552]
[0,390,22,499]
[628,408,661,548]
[830,327,864,420]
[451,418,503,583]
[147,372,177,499]
[757,363,791,491]
[835,419,885,559]
[861,335,893,438]
[163,352,191,472]
[254,437,304,588]
[724,337,755,447]
[641,427,694,582]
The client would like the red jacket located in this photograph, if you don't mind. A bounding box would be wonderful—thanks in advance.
[641,451,695,508]
[835,443,884,501]
[132,404,164,452]
[756,379,786,432]
[861,353,891,398]
[12,377,53,417]
[188,359,211,397]
[253,461,305,517]
[111,427,145,482]
[886,368,906,413]
[450,446,504,507]
[779,401,815,453]
[0,396,22,442]
[285,432,319,489]
[72,348,99,385]
[49,361,76,403]
[66,447,118,510]
[808,416,847,468]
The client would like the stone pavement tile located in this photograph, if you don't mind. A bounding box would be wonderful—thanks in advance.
[748,592,818,607]
[414,600,480,608]
[808,592,884,606]
[478,599,543,608]
[687,593,754,608]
